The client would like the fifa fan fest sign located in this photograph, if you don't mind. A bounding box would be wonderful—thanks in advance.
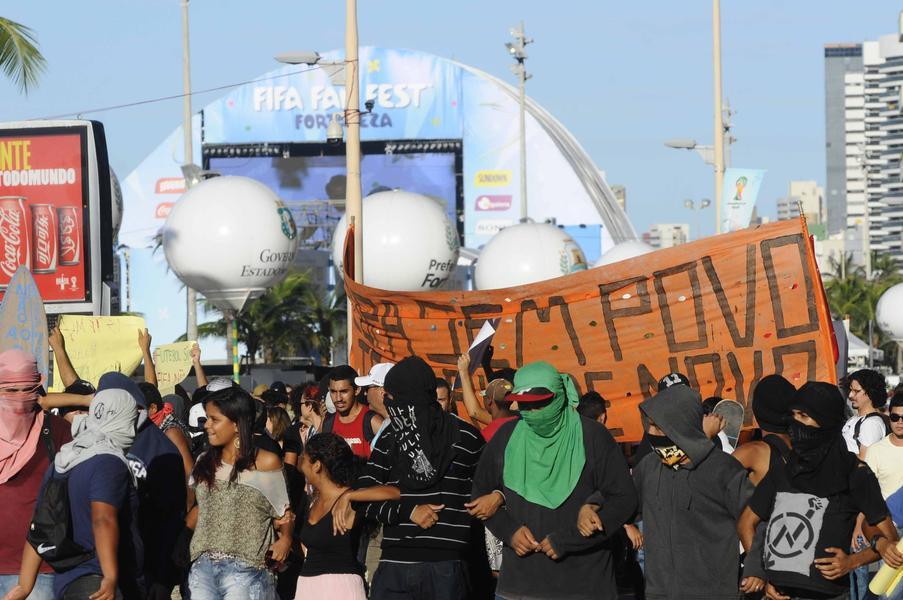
[344,219,836,442]
[0,121,115,315]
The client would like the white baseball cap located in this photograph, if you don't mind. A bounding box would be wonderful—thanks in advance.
[354,363,395,387]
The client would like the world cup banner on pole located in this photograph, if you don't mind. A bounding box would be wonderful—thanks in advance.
[343,218,835,442]
[721,168,766,233]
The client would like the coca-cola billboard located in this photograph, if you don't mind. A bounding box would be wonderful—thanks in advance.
[0,132,88,302]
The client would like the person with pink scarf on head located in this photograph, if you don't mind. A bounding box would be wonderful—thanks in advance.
[0,349,71,599]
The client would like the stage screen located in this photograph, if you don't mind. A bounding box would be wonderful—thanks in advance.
[207,151,458,248]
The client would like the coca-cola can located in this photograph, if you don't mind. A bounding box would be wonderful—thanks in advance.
[0,196,31,284]
[30,204,58,274]
[57,206,81,266]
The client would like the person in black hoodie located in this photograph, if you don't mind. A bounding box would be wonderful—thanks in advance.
[633,383,753,600]
[738,381,903,600]
[470,361,636,600]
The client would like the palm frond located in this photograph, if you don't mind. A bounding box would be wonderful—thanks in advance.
[0,17,46,94]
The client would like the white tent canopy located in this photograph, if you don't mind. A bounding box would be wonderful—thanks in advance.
[847,331,884,361]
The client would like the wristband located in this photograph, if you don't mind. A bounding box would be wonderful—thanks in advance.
[870,534,886,553]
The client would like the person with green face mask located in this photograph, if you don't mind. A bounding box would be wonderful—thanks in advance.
[470,361,637,600]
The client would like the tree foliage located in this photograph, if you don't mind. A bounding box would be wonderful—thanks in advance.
[823,251,902,365]
[191,270,346,365]
[0,17,46,94]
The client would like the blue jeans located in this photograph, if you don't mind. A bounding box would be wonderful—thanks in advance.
[188,554,275,600]
[0,574,55,600]
[370,560,467,600]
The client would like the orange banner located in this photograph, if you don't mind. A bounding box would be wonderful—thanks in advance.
[344,218,836,441]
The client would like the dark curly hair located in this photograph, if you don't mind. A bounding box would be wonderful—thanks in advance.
[304,432,357,487]
[139,382,163,412]
[192,386,258,488]
[847,369,888,409]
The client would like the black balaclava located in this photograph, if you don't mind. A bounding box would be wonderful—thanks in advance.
[384,356,459,489]
[786,381,857,497]
[752,374,796,434]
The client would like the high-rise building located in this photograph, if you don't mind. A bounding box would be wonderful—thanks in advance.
[644,223,690,249]
[776,180,825,224]
[861,36,903,268]
[825,44,863,235]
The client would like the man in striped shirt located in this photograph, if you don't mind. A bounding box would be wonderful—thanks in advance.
[354,356,485,600]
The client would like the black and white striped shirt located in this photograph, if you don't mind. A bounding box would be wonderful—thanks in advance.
[355,415,485,563]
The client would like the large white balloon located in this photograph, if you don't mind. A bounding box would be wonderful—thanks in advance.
[331,190,460,291]
[876,283,903,341]
[110,168,123,241]
[593,239,654,267]
[474,222,587,290]
[162,176,299,312]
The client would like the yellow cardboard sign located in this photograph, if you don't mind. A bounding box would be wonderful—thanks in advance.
[153,341,195,396]
[50,315,146,392]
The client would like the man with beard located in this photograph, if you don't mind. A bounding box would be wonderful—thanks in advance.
[323,365,383,460]
[470,361,637,600]
[738,382,903,600]
[634,383,753,600]
[350,356,484,600]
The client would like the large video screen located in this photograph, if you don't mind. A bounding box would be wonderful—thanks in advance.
[207,151,458,248]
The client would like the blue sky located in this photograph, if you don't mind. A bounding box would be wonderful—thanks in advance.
[2,1,901,239]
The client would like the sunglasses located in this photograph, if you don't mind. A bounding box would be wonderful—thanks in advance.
[890,414,903,423]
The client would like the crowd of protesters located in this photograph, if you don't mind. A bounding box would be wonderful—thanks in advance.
[1,327,903,600]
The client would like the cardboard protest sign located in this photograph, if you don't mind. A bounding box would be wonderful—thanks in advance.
[0,267,49,379]
[49,315,146,391]
[153,341,195,396]
[344,218,835,442]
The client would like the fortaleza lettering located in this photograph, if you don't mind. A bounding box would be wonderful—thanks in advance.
[253,83,432,112]
[342,219,836,442]
[294,112,393,131]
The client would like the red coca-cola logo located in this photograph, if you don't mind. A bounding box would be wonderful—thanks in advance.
[59,213,78,262]
[0,207,24,278]
[35,214,53,266]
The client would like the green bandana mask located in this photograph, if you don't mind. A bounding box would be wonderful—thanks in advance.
[503,362,586,509]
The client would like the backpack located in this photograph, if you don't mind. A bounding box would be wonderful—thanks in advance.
[27,415,95,572]
[854,412,891,449]
[322,410,379,443]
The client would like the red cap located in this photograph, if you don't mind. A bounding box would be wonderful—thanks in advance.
[507,387,554,404]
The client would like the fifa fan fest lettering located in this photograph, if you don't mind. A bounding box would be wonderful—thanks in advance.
[252,83,433,112]
[343,220,836,442]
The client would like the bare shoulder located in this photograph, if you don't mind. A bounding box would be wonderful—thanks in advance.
[254,449,283,471]
[731,440,767,466]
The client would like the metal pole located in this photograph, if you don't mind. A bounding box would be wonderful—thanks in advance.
[344,0,363,363]
[868,319,874,368]
[345,0,363,284]
[232,314,240,383]
[712,0,725,234]
[518,21,528,221]
[181,0,198,341]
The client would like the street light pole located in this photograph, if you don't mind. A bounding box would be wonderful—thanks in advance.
[712,0,725,234]
[345,0,363,284]
[181,0,198,342]
[507,23,532,221]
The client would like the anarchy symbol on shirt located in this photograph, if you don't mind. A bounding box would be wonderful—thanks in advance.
[766,511,815,559]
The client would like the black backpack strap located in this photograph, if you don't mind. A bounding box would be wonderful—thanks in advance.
[322,413,335,434]
[40,411,56,459]
[363,411,378,443]
[854,413,889,448]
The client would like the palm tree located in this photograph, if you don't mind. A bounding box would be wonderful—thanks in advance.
[300,289,346,366]
[1,17,46,93]
[189,270,345,365]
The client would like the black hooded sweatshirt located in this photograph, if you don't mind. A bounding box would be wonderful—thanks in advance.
[634,386,753,600]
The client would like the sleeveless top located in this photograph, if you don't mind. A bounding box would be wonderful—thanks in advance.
[299,497,364,578]
[762,434,791,473]
[331,408,373,459]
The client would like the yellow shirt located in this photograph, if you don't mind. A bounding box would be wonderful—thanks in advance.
[863,435,903,500]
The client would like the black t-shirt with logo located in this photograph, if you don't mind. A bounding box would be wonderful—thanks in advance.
[749,458,888,597]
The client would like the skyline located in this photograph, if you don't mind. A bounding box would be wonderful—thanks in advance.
[3,2,903,239]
